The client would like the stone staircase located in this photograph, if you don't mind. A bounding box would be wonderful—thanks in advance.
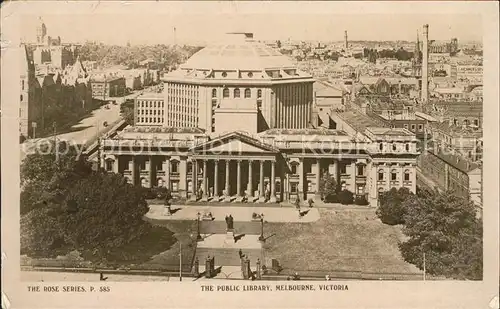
[195,247,263,267]
[200,221,261,235]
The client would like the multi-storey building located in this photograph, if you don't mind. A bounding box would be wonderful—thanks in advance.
[134,93,165,126]
[100,33,420,207]
[417,150,482,209]
[90,75,126,100]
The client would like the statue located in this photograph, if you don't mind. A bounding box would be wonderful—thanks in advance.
[225,215,234,230]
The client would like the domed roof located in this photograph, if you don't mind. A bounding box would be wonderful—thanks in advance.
[180,33,295,71]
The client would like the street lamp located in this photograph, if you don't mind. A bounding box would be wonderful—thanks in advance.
[196,212,202,241]
[258,214,265,242]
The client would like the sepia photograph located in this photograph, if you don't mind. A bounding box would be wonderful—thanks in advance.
[1,1,499,309]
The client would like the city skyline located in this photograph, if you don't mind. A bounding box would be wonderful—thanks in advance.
[21,10,482,46]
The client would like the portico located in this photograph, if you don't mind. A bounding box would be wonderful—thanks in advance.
[190,131,281,203]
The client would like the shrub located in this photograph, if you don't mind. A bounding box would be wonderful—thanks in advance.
[354,195,369,205]
[376,187,412,225]
[307,199,314,207]
[323,193,338,203]
[337,190,354,205]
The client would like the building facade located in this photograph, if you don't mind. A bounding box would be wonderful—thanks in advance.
[100,33,420,207]
[90,76,126,100]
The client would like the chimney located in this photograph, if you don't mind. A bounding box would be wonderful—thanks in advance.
[421,24,429,103]
[344,30,348,49]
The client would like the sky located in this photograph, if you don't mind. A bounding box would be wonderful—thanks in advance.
[19,2,483,46]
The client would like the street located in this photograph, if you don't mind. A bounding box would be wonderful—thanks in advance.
[19,88,152,162]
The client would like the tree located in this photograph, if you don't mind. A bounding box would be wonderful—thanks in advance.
[376,187,413,225]
[318,172,337,202]
[399,188,482,280]
[20,140,93,214]
[120,99,135,125]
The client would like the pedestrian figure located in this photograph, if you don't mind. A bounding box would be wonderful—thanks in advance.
[238,249,243,259]
[325,275,331,281]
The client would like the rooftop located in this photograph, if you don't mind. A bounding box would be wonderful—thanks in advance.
[123,126,205,134]
[263,128,348,136]
[431,121,482,137]
[136,93,164,100]
[179,33,296,71]
[336,109,388,133]
[428,150,480,173]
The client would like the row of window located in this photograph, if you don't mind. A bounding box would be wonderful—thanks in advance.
[213,88,263,99]
[289,164,361,176]
[137,117,164,124]
[403,123,424,132]
[140,101,164,108]
[137,109,164,116]
[379,143,412,152]
[378,169,411,181]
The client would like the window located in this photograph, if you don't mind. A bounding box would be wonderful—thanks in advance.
[290,183,298,193]
[464,119,469,126]
[276,181,281,193]
[22,80,25,90]
[171,161,179,173]
[157,161,164,171]
[403,124,409,129]
[411,124,416,131]
[357,164,364,176]
[378,169,384,181]
[379,143,384,151]
[172,181,178,192]
[392,144,397,151]
[139,160,146,171]
[257,89,262,98]
[474,119,479,126]
[248,72,253,78]
[20,95,23,101]
[304,164,312,174]
[291,164,297,174]
[340,164,347,174]
[404,169,410,181]
[418,124,423,131]
[222,72,227,78]
[307,181,313,192]
[223,88,229,98]
[234,88,240,98]
[212,89,217,98]
[187,162,193,173]
[106,160,113,171]
[244,88,251,98]
[391,169,397,181]
[257,100,262,110]
[405,143,410,151]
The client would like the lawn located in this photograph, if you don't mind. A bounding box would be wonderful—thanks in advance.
[262,208,420,275]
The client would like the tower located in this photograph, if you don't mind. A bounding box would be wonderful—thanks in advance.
[36,17,47,45]
[421,24,429,103]
[344,30,348,49]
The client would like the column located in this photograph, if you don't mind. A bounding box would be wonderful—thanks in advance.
[180,158,187,198]
[333,160,339,184]
[149,155,154,188]
[225,160,230,198]
[164,157,170,190]
[270,160,276,203]
[298,158,304,201]
[202,159,208,200]
[236,160,242,197]
[113,156,119,173]
[190,159,197,201]
[247,160,253,198]
[131,156,136,186]
[214,160,219,199]
[315,158,321,200]
[259,160,265,201]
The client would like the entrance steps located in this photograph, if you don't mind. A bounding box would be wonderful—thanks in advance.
[200,221,261,235]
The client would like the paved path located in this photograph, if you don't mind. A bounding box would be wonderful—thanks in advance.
[146,204,320,223]
[198,234,262,250]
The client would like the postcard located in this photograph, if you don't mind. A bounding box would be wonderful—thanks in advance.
[1,1,499,308]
